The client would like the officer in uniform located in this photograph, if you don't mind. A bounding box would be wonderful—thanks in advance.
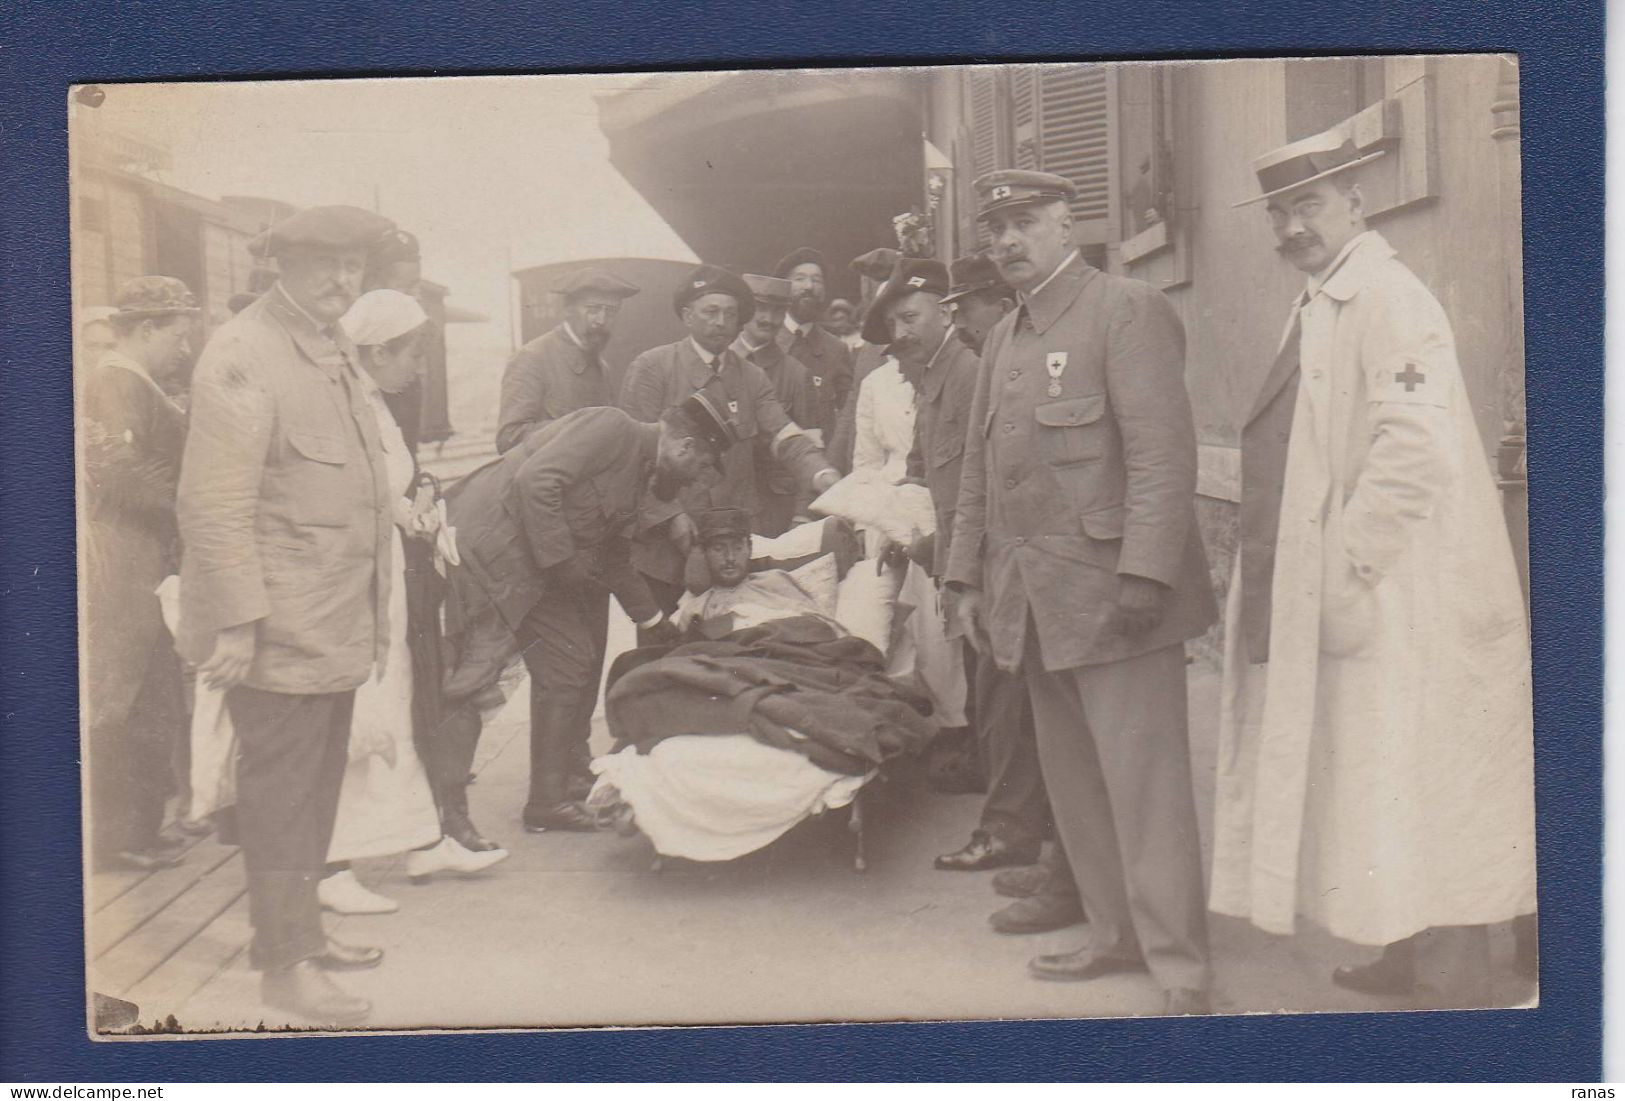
[498,268,640,454]
[453,398,733,832]
[946,171,1217,1016]
[773,246,853,444]
[619,264,839,611]
[179,204,399,1024]
[733,273,816,536]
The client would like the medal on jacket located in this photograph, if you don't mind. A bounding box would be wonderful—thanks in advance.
[1046,352,1067,398]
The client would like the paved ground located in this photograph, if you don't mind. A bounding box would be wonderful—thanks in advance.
[89,646,1536,1038]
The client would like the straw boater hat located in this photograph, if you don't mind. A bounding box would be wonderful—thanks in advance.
[1234,124,1387,207]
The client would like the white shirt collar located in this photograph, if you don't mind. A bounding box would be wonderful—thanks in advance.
[1021,249,1081,302]
[96,349,173,403]
[1304,230,1373,300]
[782,314,812,339]
[561,321,586,349]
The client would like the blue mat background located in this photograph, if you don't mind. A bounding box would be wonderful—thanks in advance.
[0,0,1603,1081]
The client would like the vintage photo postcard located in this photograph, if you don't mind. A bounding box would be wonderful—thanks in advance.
[72,55,1535,1036]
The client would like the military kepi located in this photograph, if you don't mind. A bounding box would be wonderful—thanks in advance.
[673,264,756,320]
[555,267,640,302]
[862,257,950,345]
[1235,124,1387,207]
[113,275,201,319]
[253,205,397,258]
[939,254,1012,305]
[695,506,752,544]
[973,169,1078,220]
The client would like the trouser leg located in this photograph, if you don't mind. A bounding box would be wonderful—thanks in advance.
[977,647,1049,847]
[1028,643,1210,992]
[518,585,606,815]
[1412,925,1493,1009]
[228,687,354,971]
[1025,659,1140,962]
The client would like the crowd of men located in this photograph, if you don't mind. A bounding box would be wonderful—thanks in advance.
[80,119,1536,1026]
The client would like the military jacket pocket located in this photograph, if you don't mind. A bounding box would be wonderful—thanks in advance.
[282,430,353,528]
[1034,394,1108,467]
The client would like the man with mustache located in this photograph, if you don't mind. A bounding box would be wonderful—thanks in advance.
[774,246,853,446]
[451,396,734,832]
[1210,129,1535,1009]
[619,265,839,613]
[497,268,640,454]
[946,170,1217,1015]
[177,204,397,1024]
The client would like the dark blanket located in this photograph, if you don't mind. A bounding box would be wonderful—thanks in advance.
[605,616,936,775]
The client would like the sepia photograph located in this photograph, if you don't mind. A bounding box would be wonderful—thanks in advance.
[71,55,1538,1036]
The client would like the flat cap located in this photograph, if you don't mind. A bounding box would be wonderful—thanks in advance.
[555,267,640,301]
[113,275,201,319]
[973,169,1078,220]
[695,506,752,543]
[742,273,793,306]
[773,246,828,279]
[253,205,397,258]
[673,264,755,319]
[848,247,901,281]
[939,253,1014,305]
[861,258,950,345]
[677,386,742,466]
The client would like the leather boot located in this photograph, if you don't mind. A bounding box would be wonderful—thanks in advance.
[522,698,597,833]
[1332,937,1416,996]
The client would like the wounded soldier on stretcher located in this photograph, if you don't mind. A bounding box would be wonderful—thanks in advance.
[587,506,939,862]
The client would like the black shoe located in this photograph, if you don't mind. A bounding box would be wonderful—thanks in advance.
[992,864,1052,899]
[564,773,595,802]
[990,892,1087,934]
[262,960,370,1024]
[935,829,1039,872]
[442,809,501,853]
[1028,947,1146,982]
[1331,954,1414,996]
[1163,988,1212,1015]
[523,802,599,833]
[314,938,384,971]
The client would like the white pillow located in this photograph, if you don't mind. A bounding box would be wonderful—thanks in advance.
[810,470,936,546]
[787,552,840,619]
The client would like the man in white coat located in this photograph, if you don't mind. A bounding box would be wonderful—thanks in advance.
[1210,127,1537,1009]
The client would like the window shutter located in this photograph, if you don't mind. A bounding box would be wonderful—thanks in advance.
[966,68,999,247]
[1036,64,1115,244]
[1012,67,1039,170]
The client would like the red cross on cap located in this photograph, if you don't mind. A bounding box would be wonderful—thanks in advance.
[907,275,926,287]
[991,185,1012,200]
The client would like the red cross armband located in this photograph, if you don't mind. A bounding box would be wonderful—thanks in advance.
[1369,350,1450,408]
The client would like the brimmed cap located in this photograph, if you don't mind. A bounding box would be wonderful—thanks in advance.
[848,247,900,281]
[112,276,201,320]
[742,274,793,307]
[673,264,755,319]
[861,258,950,345]
[1234,126,1386,207]
[972,169,1078,221]
[939,254,1013,305]
[556,267,640,302]
[773,246,828,280]
[677,387,741,466]
[695,506,752,543]
[252,205,397,259]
